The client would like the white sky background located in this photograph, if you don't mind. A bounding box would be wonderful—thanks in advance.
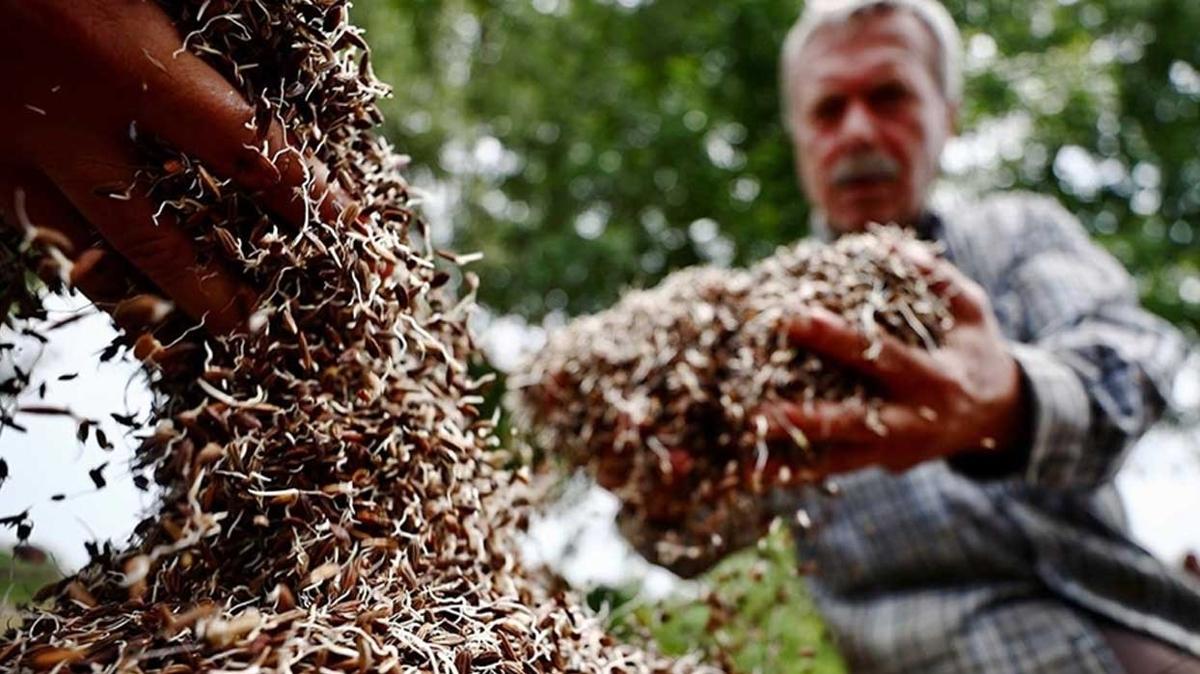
[1,293,1198,596]
[0,293,157,573]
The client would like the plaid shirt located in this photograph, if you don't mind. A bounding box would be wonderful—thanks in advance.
[793,192,1200,673]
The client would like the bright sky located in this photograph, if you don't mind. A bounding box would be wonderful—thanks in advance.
[0,293,157,573]
[2,293,1198,592]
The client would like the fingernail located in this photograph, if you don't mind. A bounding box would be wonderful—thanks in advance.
[791,306,812,331]
[68,248,108,286]
[257,152,282,185]
[31,227,76,255]
[236,150,282,191]
[113,294,174,328]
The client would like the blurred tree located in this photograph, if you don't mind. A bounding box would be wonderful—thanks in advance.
[354,0,1200,331]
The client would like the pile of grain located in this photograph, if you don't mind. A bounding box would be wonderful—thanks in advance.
[508,229,951,576]
[1,2,713,671]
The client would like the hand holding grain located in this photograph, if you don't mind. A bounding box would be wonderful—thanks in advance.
[0,0,345,333]
[760,242,1030,479]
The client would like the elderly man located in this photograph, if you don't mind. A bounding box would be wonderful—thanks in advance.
[760,1,1200,672]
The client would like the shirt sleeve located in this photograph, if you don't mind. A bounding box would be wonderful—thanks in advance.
[986,196,1189,488]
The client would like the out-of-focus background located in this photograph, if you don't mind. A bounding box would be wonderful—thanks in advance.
[3,0,1199,670]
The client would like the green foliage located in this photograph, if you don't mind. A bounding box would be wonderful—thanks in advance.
[0,551,59,602]
[609,527,846,673]
[0,550,61,630]
[356,0,1200,331]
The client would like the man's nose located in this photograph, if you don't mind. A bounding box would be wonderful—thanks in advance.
[838,100,878,146]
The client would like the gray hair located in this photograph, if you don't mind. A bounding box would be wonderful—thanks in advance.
[780,0,963,128]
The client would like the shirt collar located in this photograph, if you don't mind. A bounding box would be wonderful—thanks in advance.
[808,209,943,243]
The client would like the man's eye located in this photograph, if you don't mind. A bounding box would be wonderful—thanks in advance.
[812,97,845,123]
[869,83,910,108]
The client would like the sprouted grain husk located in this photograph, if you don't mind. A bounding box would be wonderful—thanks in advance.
[0,1,715,671]
[508,228,952,577]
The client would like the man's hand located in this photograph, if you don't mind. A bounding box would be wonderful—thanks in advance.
[0,0,346,333]
[759,243,1029,479]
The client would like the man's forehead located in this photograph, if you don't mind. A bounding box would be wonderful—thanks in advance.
[805,52,916,93]
[792,10,940,95]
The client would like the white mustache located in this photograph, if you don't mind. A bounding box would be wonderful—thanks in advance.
[831,151,901,185]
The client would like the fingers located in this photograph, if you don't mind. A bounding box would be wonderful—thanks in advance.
[931,269,989,324]
[37,131,255,334]
[763,399,888,445]
[139,83,349,228]
[18,0,349,229]
[785,305,942,390]
[761,399,931,450]
[0,167,134,308]
[116,3,349,226]
[894,241,988,323]
[0,169,189,343]
[760,400,934,476]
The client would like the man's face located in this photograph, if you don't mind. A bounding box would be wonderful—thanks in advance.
[786,10,955,233]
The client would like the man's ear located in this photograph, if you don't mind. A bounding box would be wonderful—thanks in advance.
[946,101,961,137]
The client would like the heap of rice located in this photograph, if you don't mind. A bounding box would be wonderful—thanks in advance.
[0,1,714,671]
[508,229,952,576]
